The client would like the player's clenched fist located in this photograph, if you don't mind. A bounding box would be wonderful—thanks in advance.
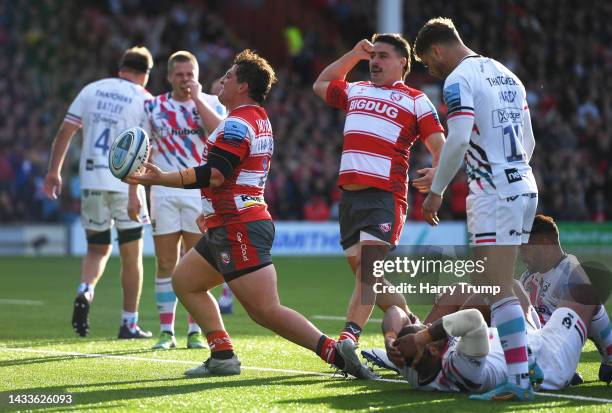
[352,39,374,60]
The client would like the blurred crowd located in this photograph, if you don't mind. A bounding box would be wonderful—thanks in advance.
[1,0,610,223]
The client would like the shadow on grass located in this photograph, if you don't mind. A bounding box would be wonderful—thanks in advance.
[0,374,327,412]
[0,348,164,368]
[277,379,608,413]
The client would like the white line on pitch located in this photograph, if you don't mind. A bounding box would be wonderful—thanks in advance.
[0,299,44,306]
[1,347,611,404]
[312,315,383,322]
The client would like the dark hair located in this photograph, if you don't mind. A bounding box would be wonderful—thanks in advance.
[414,17,462,60]
[233,49,277,104]
[530,214,560,241]
[119,46,153,74]
[371,33,411,78]
[167,50,198,75]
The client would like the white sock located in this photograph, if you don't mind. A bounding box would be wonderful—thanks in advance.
[122,311,138,332]
[77,282,95,301]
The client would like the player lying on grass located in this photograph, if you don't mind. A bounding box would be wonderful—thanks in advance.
[380,282,601,399]
[519,214,612,384]
[125,49,376,379]
[362,279,541,373]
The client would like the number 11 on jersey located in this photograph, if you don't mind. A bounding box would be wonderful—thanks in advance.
[503,124,524,162]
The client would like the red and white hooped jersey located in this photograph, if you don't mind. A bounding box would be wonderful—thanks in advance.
[200,105,273,228]
[145,92,226,197]
[326,80,444,204]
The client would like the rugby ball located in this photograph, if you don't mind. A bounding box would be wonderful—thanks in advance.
[108,127,149,179]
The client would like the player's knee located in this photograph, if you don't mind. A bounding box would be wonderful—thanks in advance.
[156,256,178,276]
[245,304,276,328]
[117,226,143,245]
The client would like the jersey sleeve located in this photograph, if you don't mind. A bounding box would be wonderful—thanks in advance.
[203,94,227,118]
[65,86,89,127]
[443,73,475,122]
[213,117,251,160]
[415,94,445,140]
[442,349,489,392]
[325,80,350,111]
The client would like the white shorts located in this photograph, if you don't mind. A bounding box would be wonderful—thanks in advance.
[150,195,201,236]
[528,307,586,390]
[467,193,537,246]
[81,188,149,232]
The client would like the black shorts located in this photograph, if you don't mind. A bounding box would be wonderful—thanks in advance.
[195,220,275,282]
[339,188,405,250]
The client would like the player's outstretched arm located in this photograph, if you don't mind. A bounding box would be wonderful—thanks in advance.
[381,305,412,367]
[43,121,80,199]
[312,39,373,100]
[124,162,225,189]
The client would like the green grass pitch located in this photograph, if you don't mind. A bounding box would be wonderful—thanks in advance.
[0,256,611,412]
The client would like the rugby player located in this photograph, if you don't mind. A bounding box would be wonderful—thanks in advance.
[415,18,538,399]
[386,289,600,397]
[313,34,445,352]
[43,47,153,339]
[520,214,612,384]
[126,50,375,379]
[145,51,226,350]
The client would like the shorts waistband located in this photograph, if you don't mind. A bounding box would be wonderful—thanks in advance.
[340,187,389,197]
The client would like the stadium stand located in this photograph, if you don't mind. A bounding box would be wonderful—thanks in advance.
[1,0,610,222]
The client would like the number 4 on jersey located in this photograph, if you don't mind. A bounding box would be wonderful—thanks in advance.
[94,128,111,155]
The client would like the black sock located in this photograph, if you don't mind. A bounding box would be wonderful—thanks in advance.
[340,321,362,341]
[211,350,235,360]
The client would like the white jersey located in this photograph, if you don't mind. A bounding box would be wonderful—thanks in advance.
[145,92,226,197]
[443,56,537,198]
[402,329,506,393]
[65,77,152,192]
[520,254,588,325]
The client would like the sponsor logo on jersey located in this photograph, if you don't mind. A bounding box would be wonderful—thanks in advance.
[171,127,202,136]
[390,91,402,102]
[493,108,521,125]
[348,99,399,119]
[504,168,522,183]
[239,195,265,207]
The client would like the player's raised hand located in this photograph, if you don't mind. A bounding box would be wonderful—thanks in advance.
[352,39,374,60]
[412,168,436,193]
[43,172,62,200]
[393,333,420,362]
[186,80,202,101]
[422,192,442,226]
[124,162,164,186]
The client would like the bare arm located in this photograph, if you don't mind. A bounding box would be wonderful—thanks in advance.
[412,132,446,194]
[43,121,80,199]
[382,305,412,367]
[312,39,373,100]
[124,162,225,189]
[187,80,223,133]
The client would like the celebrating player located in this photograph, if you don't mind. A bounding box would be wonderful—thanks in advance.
[313,34,445,351]
[145,51,226,350]
[43,47,153,339]
[520,214,612,384]
[125,50,375,379]
[415,18,538,399]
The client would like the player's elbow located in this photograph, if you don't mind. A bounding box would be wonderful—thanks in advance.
[312,81,326,100]
[209,168,225,188]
